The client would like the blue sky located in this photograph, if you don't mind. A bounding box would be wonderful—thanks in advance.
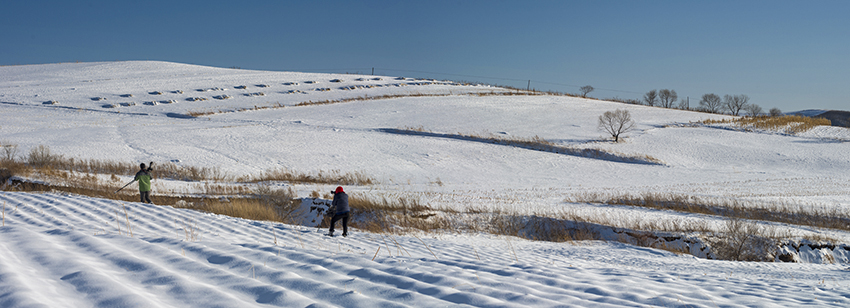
[2,0,848,112]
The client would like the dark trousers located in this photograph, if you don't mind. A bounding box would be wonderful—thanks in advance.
[140,191,152,203]
[329,212,349,235]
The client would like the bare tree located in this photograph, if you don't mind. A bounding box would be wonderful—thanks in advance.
[1,141,19,163]
[598,109,636,142]
[643,90,658,106]
[745,104,763,117]
[676,98,689,110]
[769,107,782,117]
[698,93,722,113]
[579,85,594,98]
[658,89,678,108]
[723,94,749,116]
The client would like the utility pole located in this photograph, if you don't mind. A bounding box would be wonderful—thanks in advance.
[372,67,374,75]
[527,80,531,91]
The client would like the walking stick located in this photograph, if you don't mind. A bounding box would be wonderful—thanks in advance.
[115,180,136,193]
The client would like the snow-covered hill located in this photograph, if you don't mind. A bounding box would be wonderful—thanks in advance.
[2,61,850,307]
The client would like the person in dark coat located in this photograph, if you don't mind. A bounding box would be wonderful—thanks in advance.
[327,186,350,237]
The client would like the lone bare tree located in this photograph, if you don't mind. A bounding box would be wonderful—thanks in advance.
[643,90,658,106]
[579,85,594,98]
[598,109,636,142]
[698,93,722,113]
[769,107,782,117]
[658,89,678,108]
[724,94,749,116]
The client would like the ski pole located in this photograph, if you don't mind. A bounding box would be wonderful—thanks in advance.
[115,180,137,193]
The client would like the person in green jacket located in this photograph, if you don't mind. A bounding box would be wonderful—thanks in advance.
[134,163,153,204]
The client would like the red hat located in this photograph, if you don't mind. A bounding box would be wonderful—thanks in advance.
[335,186,344,194]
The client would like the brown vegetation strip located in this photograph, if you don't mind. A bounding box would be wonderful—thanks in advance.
[702,115,832,134]
[379,128,664,165]
[580,193,850,232]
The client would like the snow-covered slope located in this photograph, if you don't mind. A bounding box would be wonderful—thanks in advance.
[2,192,849,307]
[2,61,850,307]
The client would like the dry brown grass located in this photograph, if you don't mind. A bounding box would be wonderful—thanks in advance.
[569,192,850,232]
[739,115,831,133]
[173,196,291,224]
[245,168,374,186]
[702,115,831,134]
[1,145,375,186]
[386,128,664,165]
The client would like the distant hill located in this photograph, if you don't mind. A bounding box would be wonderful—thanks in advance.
[788,109,849,127]
[789,109,828,117]
[814,110,850,127]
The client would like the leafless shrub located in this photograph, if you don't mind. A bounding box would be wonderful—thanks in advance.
[253,185,299,223]
[1,141,19,163]
[708,217,777,261]
[27,145,60,167]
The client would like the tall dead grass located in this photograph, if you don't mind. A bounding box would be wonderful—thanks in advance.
[173,186,298,223]
[0,144,375,186]
[246,168,373,186]
[569,192,850,232]
[702,115,831,134]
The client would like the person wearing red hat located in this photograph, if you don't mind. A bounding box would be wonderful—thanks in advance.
[327,186,350,237]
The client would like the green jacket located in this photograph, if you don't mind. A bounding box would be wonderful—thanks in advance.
[134,169,152,192]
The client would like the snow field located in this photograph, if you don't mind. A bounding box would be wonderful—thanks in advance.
[3,61,850,306]
[2,191,850,307]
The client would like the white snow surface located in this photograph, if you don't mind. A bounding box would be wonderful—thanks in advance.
[2,61,850,307]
